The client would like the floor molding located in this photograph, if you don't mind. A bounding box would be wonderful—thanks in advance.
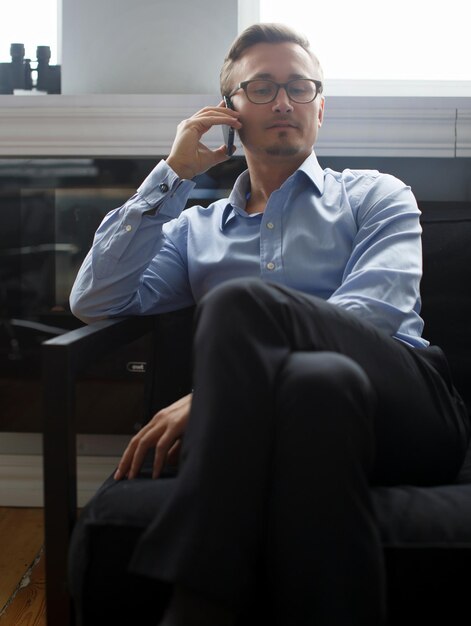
[0,432,129,456]
[0,454,120,507]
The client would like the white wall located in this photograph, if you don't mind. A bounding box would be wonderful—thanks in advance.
[61,0,238,94]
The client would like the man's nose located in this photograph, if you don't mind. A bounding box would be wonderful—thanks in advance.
[272,87,294,113]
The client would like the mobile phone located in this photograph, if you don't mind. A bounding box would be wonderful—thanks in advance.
[222,95,235,156]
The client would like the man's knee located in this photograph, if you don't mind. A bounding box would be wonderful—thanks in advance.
[281,352,372,395]
[275,352,377,475]
[277,351,377,431]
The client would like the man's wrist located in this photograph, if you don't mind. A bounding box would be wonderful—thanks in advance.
[136,160,194,218]
[166,157,195,181]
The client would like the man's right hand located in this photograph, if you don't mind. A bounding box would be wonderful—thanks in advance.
[166,102,242,180]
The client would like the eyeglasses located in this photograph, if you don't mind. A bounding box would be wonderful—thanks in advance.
[229,78,323,104]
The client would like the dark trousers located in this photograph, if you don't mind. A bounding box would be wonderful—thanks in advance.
[126,279,468,625]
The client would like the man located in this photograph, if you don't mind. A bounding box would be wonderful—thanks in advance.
[70,23,469,626]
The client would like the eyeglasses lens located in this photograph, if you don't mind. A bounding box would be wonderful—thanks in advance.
[246,80,317,103]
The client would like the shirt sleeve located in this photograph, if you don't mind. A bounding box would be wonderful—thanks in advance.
[69,160,196,324]
[328,173,424,337]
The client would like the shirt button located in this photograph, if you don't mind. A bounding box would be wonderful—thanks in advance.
[266,262,275,270]
[159,183,169,193]
[125,224,132,232]
[266,222,275,229]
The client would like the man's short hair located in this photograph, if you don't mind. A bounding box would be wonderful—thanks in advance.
[220,22,324,97]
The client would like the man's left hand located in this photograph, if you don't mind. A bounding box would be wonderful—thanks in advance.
[114,392,192,481]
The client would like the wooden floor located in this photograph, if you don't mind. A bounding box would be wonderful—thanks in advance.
[0,507,46,625]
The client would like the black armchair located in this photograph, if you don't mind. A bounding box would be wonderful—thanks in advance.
[42,203,471,626]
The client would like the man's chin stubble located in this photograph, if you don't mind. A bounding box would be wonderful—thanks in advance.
[265,145,300,157]
[264,130,301,157]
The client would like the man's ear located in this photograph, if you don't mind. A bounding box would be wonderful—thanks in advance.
[317,97,325,128]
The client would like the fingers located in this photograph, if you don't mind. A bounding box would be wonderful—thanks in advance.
[178,107,241,137]
[152,430,179,479]
[212,143,237,163]
[167,104,242,179]
[114,393,192,481]
[195,103,241,125]
[113,422,163,481]
[166,439,182,467]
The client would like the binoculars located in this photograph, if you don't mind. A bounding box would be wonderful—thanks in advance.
[0,43,61,94]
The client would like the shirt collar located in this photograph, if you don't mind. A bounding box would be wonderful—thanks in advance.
[296,152,325,194]
[220,152,325,230]
[221,170,252,230]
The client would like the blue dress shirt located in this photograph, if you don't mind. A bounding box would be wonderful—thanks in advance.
[70,152,428,348]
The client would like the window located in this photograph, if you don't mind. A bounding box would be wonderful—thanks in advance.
[256,0,471,96]
[1,0,59,64]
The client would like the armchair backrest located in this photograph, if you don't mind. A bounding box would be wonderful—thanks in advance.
[146,306,195,418]
[142,203,471,419]
[420,204,471,413]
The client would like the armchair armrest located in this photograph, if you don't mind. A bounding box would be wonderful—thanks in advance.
[42,315,155,626]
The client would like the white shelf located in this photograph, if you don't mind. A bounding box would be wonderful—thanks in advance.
[1,93,470,157]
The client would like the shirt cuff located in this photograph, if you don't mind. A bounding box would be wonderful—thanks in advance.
[137,160,195,218]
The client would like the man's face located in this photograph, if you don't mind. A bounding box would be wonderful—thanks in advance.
[229,42,325,163]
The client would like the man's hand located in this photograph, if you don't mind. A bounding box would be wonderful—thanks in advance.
[166,102,242,180]
[114,392,193,481]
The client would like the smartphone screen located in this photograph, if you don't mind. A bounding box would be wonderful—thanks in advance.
[222,96,235,156]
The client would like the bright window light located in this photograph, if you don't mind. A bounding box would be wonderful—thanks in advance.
[260,0,470,81]
[0,0,59,65]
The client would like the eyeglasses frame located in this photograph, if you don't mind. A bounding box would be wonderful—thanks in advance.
[228,78,323,104]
